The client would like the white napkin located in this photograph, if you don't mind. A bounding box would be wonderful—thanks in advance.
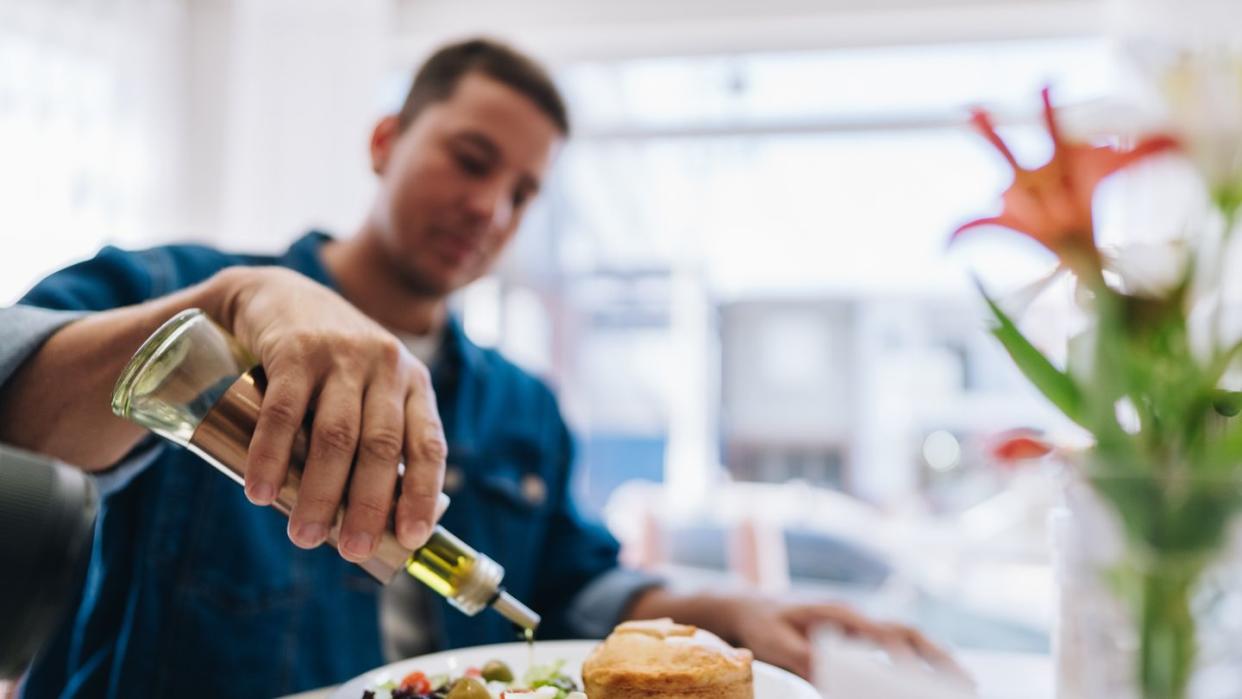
[811,627,976,699]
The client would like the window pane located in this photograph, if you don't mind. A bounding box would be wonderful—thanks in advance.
[561,37,1115,131]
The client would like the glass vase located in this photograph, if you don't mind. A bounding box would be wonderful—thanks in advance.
[1052,470,1242,699]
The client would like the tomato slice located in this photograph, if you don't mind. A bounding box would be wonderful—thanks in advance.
[399,670,432,694]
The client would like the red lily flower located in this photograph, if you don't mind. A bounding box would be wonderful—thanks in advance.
[953,88,1178,276]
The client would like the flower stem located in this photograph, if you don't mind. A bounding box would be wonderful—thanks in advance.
[1138,563,1199,699]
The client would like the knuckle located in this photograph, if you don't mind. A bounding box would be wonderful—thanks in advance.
[330,343,364,369]
[315,420,359,455]
[408,362,433,389]
[403,471,440,500]
[298,491,340,514]
[262,398,302,430]
[375,336,404,368]
[349,496,390,521]
[246,448,284,473]
[360,429,404,464]
[412,431,448,465]
[278,330,317,358]
[404,470,444,501]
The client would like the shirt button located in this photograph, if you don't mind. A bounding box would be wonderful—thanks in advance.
[521,473,546,507]
[443,465,465,494]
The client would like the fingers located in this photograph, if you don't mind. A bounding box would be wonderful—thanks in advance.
[794,605,967,682]
[889,625,971,681]
[872,624,922,667]
[337,377,405,561]
[246,366,313,506]
[723,600,814,679]
[793,603,870,635]
[288,375,361,549]
[767,623,813,679]
[228,273,452,560]
[396,366,446,549]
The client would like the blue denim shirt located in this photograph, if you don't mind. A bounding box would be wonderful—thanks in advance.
[17,233,660,699]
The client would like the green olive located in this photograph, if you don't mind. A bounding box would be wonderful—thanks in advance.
[480,659,514,683]
[446,677,491,699]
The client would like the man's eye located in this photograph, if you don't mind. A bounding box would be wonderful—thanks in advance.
[455,152,489,176]
[512,189,531,209]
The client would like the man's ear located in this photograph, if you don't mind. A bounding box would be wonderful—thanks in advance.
[370,115,402,175]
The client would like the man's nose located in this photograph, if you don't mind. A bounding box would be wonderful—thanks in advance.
[464,180,513,231]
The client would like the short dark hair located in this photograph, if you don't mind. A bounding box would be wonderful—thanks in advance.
[398,38,569,135]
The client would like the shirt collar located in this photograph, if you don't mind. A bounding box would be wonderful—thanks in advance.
[278,230,486,376]
[277,230,338,291]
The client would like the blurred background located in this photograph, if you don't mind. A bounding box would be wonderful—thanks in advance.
[3,0,1151,660]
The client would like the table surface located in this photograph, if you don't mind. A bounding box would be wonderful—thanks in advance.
[960,650,1054,699]
[280,649,1054,699]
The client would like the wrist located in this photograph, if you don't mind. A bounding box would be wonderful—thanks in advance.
[700,592,747,642]
[628,588,748,643]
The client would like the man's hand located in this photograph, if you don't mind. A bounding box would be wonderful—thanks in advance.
[213,267,446,559]
[626,589,963,682]
[726,598,963,681]
[0,266,447,561]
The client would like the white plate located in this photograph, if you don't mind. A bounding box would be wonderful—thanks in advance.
[331,639,819,699]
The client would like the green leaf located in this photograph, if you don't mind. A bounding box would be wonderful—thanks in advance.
[979,283,1087,426]
[1207,339,1242,389]
[1205,412,1242,470]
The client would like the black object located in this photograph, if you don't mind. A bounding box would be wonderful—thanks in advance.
[0,446,97,679]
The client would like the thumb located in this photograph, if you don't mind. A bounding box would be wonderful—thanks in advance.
[787,603,870,635]
[755,622,813,679]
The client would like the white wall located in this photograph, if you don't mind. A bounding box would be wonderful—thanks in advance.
[1,0,395,302]
[213,0,1105,257]
[4,0,1106,302]
[201,0,392,251]
[392,0,1103,67]
[0,0,196,302]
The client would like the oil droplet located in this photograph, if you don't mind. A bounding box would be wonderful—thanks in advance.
[525,626,535,669]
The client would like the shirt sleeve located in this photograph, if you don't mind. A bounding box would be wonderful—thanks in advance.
[0,305,86,388]
[530,392,667,638]
[7,246,171,495]
[0,303,167,497]
[20,245,158,311]
[563,567,666,640]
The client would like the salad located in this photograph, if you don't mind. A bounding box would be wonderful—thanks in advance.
[362,659,586,699]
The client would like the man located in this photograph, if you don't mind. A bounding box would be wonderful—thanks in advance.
[0,39,953,698]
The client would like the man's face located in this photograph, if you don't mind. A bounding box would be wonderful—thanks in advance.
[369,72,563,296]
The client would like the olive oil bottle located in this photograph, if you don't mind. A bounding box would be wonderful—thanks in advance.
[112,308,539,631]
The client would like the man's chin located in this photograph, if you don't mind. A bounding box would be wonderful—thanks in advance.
[400,264,475,298]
